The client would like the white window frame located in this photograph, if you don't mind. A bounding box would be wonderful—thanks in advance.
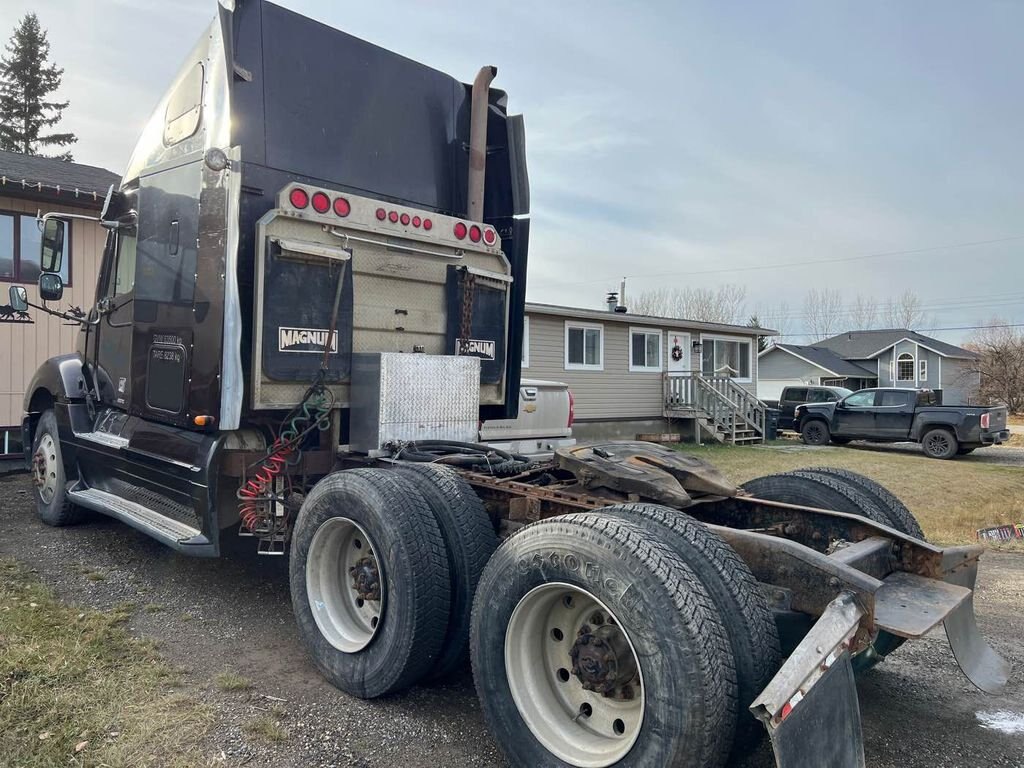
[628,327,663,372]
[700,333,753,382]
[564,321,604,371]
[919,358,927,381]
[521,316,530,368]
[896,352,915,382]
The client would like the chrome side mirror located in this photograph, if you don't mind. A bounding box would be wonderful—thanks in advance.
[38,272,64,302]
[8,285,28,312]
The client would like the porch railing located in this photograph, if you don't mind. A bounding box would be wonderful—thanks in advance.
[664,373,766,440]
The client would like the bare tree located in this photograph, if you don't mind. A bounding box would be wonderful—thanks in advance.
[630,284,747,324]
[759,301,794,343]
[963,319,1024,412]
[883,289,931,329]
[849,295,879,329]
[803,288,843,341]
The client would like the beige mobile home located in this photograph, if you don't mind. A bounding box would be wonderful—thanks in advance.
[0,150,119,456]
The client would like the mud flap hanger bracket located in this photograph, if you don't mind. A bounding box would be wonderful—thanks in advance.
[751,591,867,768]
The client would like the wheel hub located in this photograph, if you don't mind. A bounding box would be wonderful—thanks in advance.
[32,434,58,503]
[570,623,637,696]
[349,555,381,601]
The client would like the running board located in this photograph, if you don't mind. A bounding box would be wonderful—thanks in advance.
[68,487,217,557]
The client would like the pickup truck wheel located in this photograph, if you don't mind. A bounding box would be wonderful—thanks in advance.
[740,471,906,671]
[800,467,926,541]
[922,428,958,459]
[472,513,736,768]
[392,463,498,680]
[31,410,86,527]
[800,419,830,446]
[595,503,780,760]
[290,468,450,698]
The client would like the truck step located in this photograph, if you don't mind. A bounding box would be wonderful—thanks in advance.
[68,487,212,554]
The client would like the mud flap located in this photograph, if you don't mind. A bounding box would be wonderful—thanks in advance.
[751,592,866,768]
[942,547,1010,694]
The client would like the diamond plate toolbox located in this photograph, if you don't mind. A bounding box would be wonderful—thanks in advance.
[350,353,481,453]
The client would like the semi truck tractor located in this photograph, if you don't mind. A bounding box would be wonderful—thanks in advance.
[9,3,1009,767]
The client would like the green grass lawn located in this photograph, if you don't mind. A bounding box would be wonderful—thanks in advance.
[677,441,1024,546]
[0,560,209,767]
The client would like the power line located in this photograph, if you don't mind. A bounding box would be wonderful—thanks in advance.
[537,234,1024,289]
[772,322,1024,339]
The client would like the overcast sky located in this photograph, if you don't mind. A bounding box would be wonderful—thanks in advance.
[7,0,1022,343]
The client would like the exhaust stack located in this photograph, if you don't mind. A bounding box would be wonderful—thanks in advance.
[467,66,497,222]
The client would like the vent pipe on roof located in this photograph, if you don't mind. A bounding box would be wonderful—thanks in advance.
[606,292,618,312]
[467,66,497,223]
[616,277,628,313]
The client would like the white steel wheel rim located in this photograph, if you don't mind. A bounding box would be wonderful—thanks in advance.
[33,433,58,504]
[306,517,384,653]
[504,582,645,767]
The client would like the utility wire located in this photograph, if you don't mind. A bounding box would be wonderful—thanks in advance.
[538,234,1024,289]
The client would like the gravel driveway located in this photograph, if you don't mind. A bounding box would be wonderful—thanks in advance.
[1,471,1023,767]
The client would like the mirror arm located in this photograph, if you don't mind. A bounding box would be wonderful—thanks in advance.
[22,298,96,327]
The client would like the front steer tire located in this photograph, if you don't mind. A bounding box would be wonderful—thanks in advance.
[800,419,831,446]
[471,512,737,768]
[391,462,498,680]
[31,410,86,527]
[289,468,451,698]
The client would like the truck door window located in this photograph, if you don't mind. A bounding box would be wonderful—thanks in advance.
[786,387,808,402]
[113,230,137,296]
[879,391,912,407]
[843,390,876,407]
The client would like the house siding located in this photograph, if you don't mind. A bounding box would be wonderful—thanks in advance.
[1,195,106,431]
[758,348,823,381]
[941,359,979,404]
[523,310,760,424]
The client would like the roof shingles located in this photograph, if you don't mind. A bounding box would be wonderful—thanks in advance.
[0,149,120,198]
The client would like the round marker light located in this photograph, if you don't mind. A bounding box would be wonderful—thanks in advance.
[311,191,330,214]
[423,218,433,230]
[469,224,482,243]
[388,211,399,223]
[483,228,496,245]
[400,213,410,225]
[453,221,468,239]
[375,207,387,221]
[412,216,422,228]
[289,187,309,209]
[333,197,351,217]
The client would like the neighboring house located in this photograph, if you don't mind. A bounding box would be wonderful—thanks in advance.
[758,329,980,404]
[523,302,774,441]
[0,150,121,456]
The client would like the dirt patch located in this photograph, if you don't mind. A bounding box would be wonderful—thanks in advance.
[1,472,1023,767]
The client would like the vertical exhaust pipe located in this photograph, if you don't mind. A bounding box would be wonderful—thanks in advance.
[467,65,496,223]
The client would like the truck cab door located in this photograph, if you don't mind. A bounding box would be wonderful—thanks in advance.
[89,222,138,410]
[832,390,877,437]
[874,390,915,439]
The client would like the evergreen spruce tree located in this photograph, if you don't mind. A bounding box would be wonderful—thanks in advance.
[0,13,76,160]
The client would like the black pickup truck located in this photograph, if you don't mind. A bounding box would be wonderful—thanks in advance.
[764,385,853,431]
[794,387,1009,459]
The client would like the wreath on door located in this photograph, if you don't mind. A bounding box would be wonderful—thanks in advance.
[671,343,684,361]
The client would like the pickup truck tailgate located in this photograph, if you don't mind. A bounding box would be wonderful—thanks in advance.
[479,379,572,442]
[985,406,1008,433]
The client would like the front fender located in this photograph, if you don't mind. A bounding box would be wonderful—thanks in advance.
[23,354,88,413]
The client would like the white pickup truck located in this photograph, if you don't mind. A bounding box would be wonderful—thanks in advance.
[479,379,575,458]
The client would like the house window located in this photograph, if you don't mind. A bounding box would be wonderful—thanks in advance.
[0,212,71,285]
[522,317,530,368]
[701,337,751,380]
[565,322,603,370]
[629,328,662,372]
[896,353,914,381]
[919,358,927,381]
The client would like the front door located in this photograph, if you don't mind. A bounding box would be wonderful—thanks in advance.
[667,332,691,374]
[832,389,877,437]
[89,221,138,411]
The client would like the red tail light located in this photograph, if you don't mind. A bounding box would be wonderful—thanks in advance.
[311,191,330,213]
[400,213,411,225]
[289,187,309,209]
[412,216,422,228]
[333,197,351,217]
[423,218,433,230]
[483,228,496,245]
[375,207,387,220]
[567,389,575,428]
[453,221,468,239]
[469,224,482,243]
[981,412,990,429]
[388,211,399,223]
